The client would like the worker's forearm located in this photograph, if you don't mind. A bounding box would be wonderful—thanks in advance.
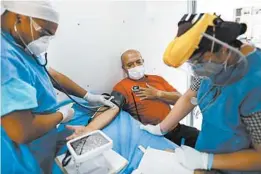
[158,91,181,105]
[212,149,261,171]
[29,112,63,143]
[85,107,119,131]
[49,68,87,98]
[160,90,196,132]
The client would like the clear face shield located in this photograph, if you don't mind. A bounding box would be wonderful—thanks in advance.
[186,33,248,86]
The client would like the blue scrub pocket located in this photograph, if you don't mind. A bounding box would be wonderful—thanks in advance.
[196,121,250,154]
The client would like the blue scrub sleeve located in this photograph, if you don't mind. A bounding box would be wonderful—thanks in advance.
[240,86,261,116]
[1,77,38,116]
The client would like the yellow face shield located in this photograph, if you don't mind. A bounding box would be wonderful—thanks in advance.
[163,13,217,68]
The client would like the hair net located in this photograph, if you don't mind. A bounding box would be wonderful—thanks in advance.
[1,0,59,23]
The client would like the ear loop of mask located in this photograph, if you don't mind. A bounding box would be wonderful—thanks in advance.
[30,17,35,40]
[223,50,231,71]
[208,26,216,64]
[220,50,245,86]
[14,20,30,51]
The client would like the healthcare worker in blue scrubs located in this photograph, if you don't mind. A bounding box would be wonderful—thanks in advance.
[141,13,261,173]
[1,1,114,173]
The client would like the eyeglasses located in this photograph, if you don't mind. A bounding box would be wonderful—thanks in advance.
[31,18,53,37]
[125,59,144,69]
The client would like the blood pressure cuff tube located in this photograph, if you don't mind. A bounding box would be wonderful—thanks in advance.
[110,91,126,110]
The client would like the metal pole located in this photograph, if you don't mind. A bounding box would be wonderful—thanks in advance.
[187,0,197,127]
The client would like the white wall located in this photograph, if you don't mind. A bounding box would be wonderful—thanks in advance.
[48,1,189,95]
[197,0,261,20]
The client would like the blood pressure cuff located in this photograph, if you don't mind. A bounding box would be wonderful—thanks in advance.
[110,91,126,110]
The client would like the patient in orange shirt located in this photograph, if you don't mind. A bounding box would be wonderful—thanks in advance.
[114,74,177,125]
[113,49,199,147]
[68,49,199,147]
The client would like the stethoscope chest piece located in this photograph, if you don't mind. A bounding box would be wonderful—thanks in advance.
[190,97,198,105]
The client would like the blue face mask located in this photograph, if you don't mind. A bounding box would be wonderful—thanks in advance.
[192,62,224,77]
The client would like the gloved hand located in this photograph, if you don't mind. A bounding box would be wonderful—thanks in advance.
[140,124,166,136]
[58,104,75,123]
[175,145,214,171]
[83,92,115,107]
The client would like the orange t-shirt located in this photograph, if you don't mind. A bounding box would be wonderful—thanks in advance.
[113,75,177,125]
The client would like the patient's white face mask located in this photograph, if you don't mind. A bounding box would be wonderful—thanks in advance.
[128,65,145,80]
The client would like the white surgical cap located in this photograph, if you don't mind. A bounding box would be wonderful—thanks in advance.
[1,0,59,23]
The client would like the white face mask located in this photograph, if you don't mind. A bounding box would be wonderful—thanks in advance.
[128,65,145,80]
[26,36,52,57]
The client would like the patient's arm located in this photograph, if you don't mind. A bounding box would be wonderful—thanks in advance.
[86,106,120,132]
[160,89,197,132]
[156,91,182,105]
[66,107,119,140]
[66,91,126,140]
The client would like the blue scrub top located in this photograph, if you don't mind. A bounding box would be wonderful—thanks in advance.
[196,49,261,174]
[1,31,59,173]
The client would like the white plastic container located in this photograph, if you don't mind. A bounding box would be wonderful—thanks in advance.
[67,130,113,163]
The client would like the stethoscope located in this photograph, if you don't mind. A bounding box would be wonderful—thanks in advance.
[190,84,222,118]
[131,90,142,122]
[129,78,153,123]
[2,25,110,114]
